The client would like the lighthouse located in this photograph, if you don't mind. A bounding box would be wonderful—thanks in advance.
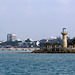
[61,28,68,48]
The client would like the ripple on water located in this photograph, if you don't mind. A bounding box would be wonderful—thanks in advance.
[0,51,75,75]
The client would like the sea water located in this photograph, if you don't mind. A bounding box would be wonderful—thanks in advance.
[0,51,75,75]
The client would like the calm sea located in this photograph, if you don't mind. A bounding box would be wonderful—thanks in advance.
[0,51,75,75]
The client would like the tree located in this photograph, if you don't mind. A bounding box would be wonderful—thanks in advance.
[72,37,75,45]
[25,38,32,42]
[68,37,75,45]
[0,41,22,46]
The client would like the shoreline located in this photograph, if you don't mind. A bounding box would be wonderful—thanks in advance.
[1,48,75,53]
[0,48,40,51]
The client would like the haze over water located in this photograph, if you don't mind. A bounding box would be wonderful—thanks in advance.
[0,0,75,40]
[0,51,75,75]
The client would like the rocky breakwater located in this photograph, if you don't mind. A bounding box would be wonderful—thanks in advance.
[31,48,75,53]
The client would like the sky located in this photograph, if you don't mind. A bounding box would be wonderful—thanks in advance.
[0,0,75,41]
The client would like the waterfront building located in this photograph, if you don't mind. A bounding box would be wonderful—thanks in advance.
[32,41,40,47]
[7,33,17,42]
[56,37,62,45]
[18,40,40,48]
[40,39,48,43]
[18,42,23,47]
[61,28,68,48]
[48,39,57,43]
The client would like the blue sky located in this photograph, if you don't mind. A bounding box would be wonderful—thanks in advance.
[0,0,75,41]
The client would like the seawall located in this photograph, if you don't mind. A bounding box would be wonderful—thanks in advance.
[32,48,75,53]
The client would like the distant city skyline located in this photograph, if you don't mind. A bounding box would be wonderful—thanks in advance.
[0,0,75,41]
[7,33,17,42]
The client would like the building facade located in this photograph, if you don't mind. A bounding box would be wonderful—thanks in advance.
[7,33,17,42]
